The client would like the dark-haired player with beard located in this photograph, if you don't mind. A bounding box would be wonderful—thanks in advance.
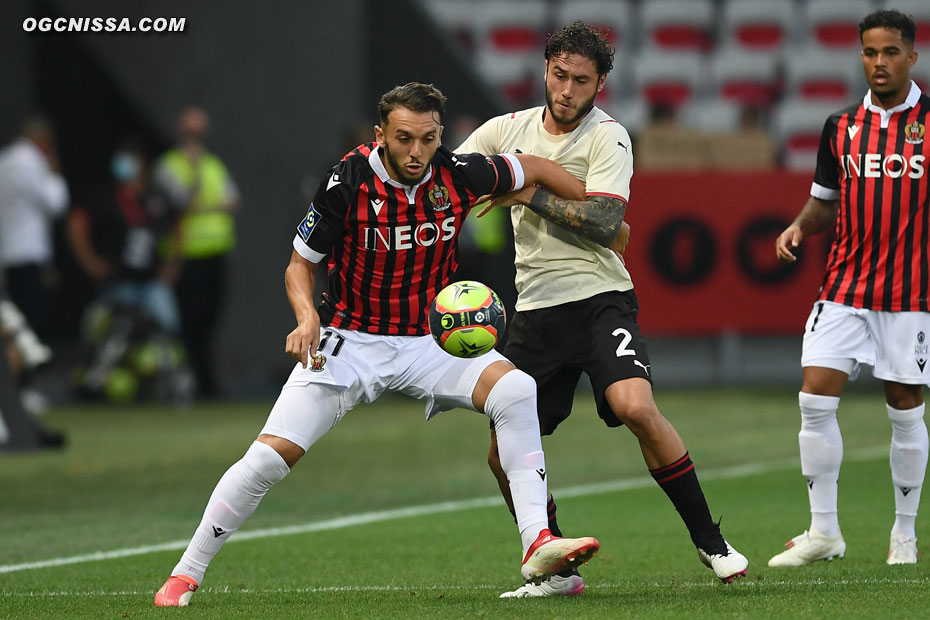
[771,9,929,568]
[153,82,602,607]
[458,22,748,597]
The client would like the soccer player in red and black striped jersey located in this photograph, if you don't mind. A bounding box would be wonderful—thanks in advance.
[772,10,929,568]
[154,83,601,607]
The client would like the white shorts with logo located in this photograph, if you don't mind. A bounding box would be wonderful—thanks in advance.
[801,301,930,385]
[260,326,509,450]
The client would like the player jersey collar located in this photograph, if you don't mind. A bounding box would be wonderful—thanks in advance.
[368,145,433,204]
[862,80,921,129]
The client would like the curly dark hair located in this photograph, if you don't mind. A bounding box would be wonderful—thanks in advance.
[378,82,447,125]
[859,9,916,45]
[545,21,615,76]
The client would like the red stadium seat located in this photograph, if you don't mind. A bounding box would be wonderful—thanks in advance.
[710,46,780,107]
[804,0,874,50]
[640,0,715,52]
[721,0,795,51]
[554,0,632,50]
[774,100,842,170]
[475,0,547,52]
[468,0,547,107]
[784,45,863,102]
[633,49,707,108]
[882,0,930,46]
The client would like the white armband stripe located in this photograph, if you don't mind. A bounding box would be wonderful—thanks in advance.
[293,235,325,264]
[500,153,525,191]
[811,182,840,201]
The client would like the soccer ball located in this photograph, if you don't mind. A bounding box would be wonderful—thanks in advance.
[429,281,506,358]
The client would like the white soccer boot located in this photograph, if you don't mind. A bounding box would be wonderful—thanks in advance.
[886,534,918,565]
[697,540,748,583]
[500,572,585,598]
[768,529,846,567]
[520,529,599,583]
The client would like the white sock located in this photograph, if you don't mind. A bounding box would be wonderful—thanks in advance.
[798,392,843,537]
[888,403,928,540]
[172,441,290,584]
[483,370,548,554]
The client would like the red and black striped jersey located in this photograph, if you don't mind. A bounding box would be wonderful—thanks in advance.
[292,143,524,335]
[812,82,929,312]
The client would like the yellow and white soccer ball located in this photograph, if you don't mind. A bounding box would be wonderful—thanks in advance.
[429,281,506,358]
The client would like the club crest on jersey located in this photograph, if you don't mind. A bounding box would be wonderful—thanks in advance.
[904,122,925,145]
[310,353,326,372]
[428,185,451,211]
[298,203,321,242]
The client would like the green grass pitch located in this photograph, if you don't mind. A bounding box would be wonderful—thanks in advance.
[1,388,927,618]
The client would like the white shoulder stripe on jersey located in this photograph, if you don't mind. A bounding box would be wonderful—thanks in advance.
[500,153,525,191]
[811,182,840,201]
[293,235,325,264]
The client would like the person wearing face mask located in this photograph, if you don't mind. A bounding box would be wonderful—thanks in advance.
[153,107,239,400]
[68,143,180,335]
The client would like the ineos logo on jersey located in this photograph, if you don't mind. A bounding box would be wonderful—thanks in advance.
[841,153,926,179]
[362,217,457,250]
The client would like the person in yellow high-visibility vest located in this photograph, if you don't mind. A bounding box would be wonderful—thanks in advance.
[154,107,239,398]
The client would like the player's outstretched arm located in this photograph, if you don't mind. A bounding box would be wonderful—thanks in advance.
[514,154,586,201]
[284,249,320,368]
[775,196,838,262]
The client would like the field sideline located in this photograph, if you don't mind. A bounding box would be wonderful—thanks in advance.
[2,389,928,618]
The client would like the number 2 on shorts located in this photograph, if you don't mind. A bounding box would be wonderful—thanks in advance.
[612,327,635,357]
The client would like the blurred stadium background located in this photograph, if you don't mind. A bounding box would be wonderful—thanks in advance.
[6,0,923,401]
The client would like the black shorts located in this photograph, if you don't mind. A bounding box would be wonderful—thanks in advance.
[504,290,652,435]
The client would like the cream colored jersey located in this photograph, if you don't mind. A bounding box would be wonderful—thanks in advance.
[456,105,634,311]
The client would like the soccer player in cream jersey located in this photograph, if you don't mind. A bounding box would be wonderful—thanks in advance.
[457,22,749,597]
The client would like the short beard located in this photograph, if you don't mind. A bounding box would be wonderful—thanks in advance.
[382,142,427,185]
[545,88,597,127]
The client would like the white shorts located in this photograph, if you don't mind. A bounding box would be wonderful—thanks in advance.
[801,301,930,385]
[260,326,510,450]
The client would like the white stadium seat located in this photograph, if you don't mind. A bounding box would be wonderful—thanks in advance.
[680,98,745,133]
[605,97,650,136]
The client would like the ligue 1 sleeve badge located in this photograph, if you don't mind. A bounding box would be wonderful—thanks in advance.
[904,122,925,145]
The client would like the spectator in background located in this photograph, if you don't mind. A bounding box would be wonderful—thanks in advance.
[0,116,70,340]
[68,142,181,334]
[154,107,240,399]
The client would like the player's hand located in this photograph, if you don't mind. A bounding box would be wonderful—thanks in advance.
[475,187,536,218]
[775,225,803,262]
[610,220,631,256]
[286,314,320,369]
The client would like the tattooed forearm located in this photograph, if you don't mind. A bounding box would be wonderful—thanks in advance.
[526,189,626,247]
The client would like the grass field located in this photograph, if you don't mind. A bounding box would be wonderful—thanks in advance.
[1,388,928,619]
